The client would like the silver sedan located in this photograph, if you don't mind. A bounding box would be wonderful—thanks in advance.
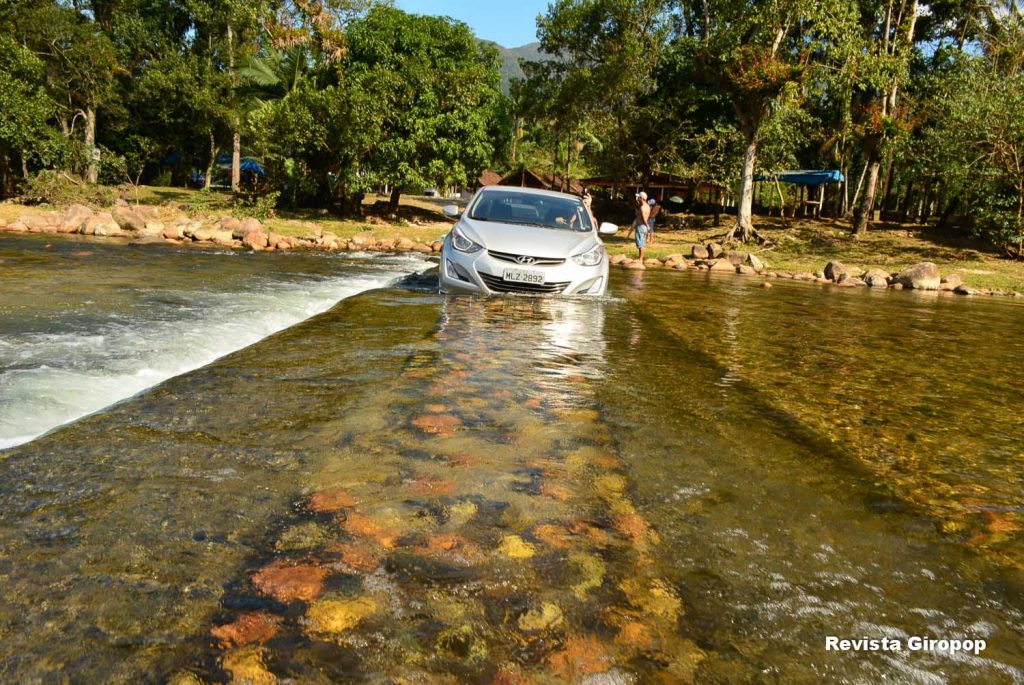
[439,186,618,296]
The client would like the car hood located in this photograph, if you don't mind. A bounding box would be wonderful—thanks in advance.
[459,217,597,259]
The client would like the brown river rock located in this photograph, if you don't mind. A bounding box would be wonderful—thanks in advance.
[251,560,329,603]
[547,634,613,680]
[411,413,463,436]
[343,511,400,548]
[211,612,282,648]
[306,487,357,513]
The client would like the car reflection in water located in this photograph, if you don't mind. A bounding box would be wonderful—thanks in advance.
[437,294,608,406]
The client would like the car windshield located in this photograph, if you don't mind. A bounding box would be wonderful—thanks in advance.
[468,190,594,232]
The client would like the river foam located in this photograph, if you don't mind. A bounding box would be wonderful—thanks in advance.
[0,254,429,449]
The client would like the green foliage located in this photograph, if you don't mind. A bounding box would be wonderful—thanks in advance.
[20,170,116,206]
[233,190,281,220]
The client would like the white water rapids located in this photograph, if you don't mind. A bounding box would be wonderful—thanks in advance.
[0,252,429,449]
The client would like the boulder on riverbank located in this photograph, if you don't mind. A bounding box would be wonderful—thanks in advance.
[862,268,890,288]
[824,261,853,281]
[895,262,941,290]
[940,274,963,291]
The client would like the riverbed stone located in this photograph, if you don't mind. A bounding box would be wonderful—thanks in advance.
[736,264,757,275]
[761,282,773,289]
[836,275,865,287]
[625,260,645,270]
[243,230,269,251]
[706,242,724,258]
[431,240,444,252]
[747,253,765,272]
[221,216,242,236]
[251,560,328,603]
[824,261,853,281]
[305,597,377,635]
[112,205,146,232]
[940,274,963,291]
[644,259,663,267]
[58,204,93,233]
[239,217,262,236]
[211,612,282,648]
[862,268,890,288]
[396,237,415,251]
[673,262,688,270]
[726,251,746,266]
[793,272,815,281]
[141,220,165,237]
[413,242,433,254]
[212,229,236,247]
[896,262,940,290]
[610,254,630,265]
[691,244,709,259]
[708,259,734,272]
[162,225,184,241]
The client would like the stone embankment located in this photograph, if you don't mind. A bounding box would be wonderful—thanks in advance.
[0,203,443,255]
[611,242,1022,298]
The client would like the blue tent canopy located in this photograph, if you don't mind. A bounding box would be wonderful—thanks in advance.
[214,153,266,176]
[239,159,265,175]
[756,170,845,186]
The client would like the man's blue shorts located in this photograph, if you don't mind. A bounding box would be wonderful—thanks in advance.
[635,224,648,249]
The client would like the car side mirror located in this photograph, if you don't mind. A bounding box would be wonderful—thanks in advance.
[442,205,461,219]
[599,222,619,235]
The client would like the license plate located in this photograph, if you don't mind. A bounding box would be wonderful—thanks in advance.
[503,269,545,284]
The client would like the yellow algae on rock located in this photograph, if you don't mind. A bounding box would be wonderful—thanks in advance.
[570,552,607,598]
[595,473,627,494]
[305,596,378,635]
[497,535,537,559]
[221,646,277,685]
[517,602,564,632]
[436,623,489,661]
[446,500,478,527]
[167,671,206,685]
[621,578,683,620]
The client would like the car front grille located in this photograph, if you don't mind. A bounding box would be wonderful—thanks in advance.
[479,272,570,295]
[487,250,566,267]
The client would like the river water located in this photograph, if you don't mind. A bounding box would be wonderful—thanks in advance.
[0,234,1021,683]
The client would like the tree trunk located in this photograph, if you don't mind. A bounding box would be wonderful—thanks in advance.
[853,134,882,235]
[389,185,401,212]
[853,154,881,236]
[728,133,760,242]
[85,106,98,184]
[231,129,241,193]
[0,145,11,199]
[206,130,218,190]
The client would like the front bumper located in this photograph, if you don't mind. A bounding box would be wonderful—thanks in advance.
[439,237,608,296]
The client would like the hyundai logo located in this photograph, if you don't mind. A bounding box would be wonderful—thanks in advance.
[515,255,536,265]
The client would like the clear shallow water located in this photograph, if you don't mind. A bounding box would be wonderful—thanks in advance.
[0,234,430,448]
[0,238,1021,683]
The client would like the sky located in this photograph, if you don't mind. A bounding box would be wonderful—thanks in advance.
[393,1,549,47]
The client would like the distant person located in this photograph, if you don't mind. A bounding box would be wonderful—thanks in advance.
[647,197,661,244]
[631,192,650,260]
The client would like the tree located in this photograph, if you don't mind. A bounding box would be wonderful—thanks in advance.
[852,0,923,235]
[345,6,506,210]
[679,0,859,242]
[0,35,61,197]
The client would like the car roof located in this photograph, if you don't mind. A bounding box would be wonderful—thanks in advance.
[477,186,581,202]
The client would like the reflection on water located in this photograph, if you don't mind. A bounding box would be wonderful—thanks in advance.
[0,243,1021,682]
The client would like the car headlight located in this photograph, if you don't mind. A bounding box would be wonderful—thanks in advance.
[572,244,604,266]
[450,225,483,253]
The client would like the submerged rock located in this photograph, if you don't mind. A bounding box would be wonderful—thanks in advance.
[211,612,282,648]
[497,535,537,559]
[251,559,329,603]
[307,487,357,513]
[220,646,277,685]
[517,602,564,632]
[304,596,377,635]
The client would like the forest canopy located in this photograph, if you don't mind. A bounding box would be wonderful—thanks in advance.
[2,0,1024,256]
